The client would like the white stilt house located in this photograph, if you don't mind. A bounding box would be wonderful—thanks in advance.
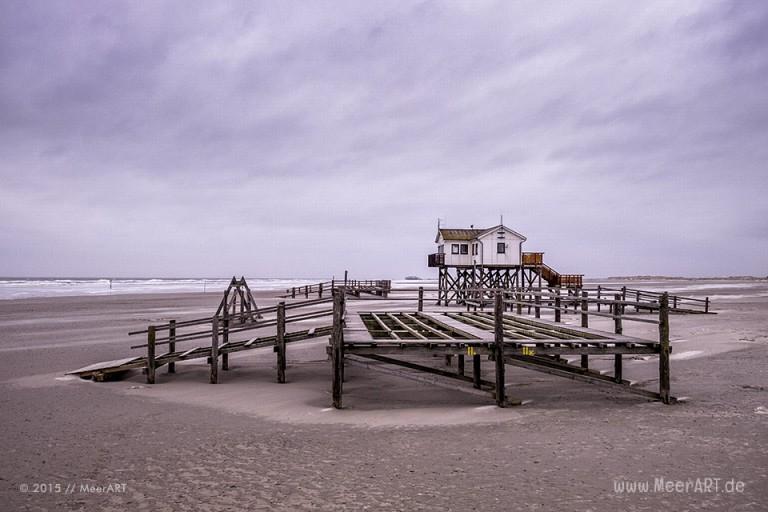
[428,221,582,305]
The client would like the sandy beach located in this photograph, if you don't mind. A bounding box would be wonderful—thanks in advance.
[1,279,767,511]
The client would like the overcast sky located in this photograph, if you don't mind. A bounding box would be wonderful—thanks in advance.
[1,1,766,279]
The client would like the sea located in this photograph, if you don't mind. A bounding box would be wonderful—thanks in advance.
[0,277,439,300]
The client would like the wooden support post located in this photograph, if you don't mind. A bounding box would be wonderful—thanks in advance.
[167,320,176,374]
[344,270,348,287]
[418,286,424,312]
[276,302,286,383]
[305,285,309,299]
[222,310,229,371]
[146,325,156,384]
[291,287,295,299]
[580,291,589,369]
[659,292,671,404]
[318,282,323,299]
[621,286,627,314]
[516,290,522,315]
[554,289,561,323]
[613,294,623,334]
[705,296,709,313]
[210,317,219,384]
[331,289,344,408]
[534,290,541,318]
[473,354,481,389]
[673,295,678,309]
[457,355,465,376]
[636,290,640,312]
[597,285,602,312]
[613,293,624,383]
[494,292,506,407]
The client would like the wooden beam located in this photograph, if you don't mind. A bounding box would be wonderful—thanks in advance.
[276,302,286,383]
[659,292,671,404]
[494,292,506,407]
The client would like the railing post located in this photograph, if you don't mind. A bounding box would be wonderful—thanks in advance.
[580,290,589,369]
[659,292,671,404]
[673,295,678,310]
[210,317,219,384]
[331,288,344,408]
[305,285,309,299]
[222,308,229,371]
[613,293,623,383]
[276,301,286,383]
[705,296,709,313]
[636,290,640,312]
[418,286,424,312]
[516,289,522,315]
[554,289,561,323]
[292,287,295,299]
[344,270,348,287]
[146,325,156,384]
[494,291,506,407]
[318,282,323,299]
[597,285,602,312]
[534,288,541,318]
[167,320,176,374]
[621,286,627,314]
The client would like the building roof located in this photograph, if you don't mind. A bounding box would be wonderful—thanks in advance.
[436,228,485,241]
[436,224,527,243]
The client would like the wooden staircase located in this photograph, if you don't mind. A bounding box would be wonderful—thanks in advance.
[522,252,582,288]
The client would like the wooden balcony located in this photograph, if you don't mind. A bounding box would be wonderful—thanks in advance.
[522,252,544,265]
[428,253,445,267]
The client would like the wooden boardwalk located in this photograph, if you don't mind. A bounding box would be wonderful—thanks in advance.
[68,278,686,410]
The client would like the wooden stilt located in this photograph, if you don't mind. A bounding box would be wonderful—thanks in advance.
[332,289,344,408]
[146,325,156,384]
[494,292,506,407]
[579,290,589,369]
[659,292,671,404]
[276,301,286,383]
[210,317,219,384]
[597,285,602,312]
[222,310,229,371]
[554,289,561,323]
[614,293,624,383]
[167,320,176,374]
[534,290,541,318]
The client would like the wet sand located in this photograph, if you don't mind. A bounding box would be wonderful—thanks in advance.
[1,281,767,510]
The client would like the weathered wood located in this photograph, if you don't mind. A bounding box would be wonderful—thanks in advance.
[167,320,176,374]
[580,290,589,328]
[494,292,506,407]
[146,326,156,384]
[276,302,286,383]
[473,354,481,389]
[332,289,344,408]
[418,286,424,312]
[210,317,219,384]
[222,309,229,371]
[659,292,671,404]
[534,290,541,318]
[554,290,561,323]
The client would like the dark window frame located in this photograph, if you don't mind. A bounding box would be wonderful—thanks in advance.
[497,242,506,254]
[451,244,460,254]
[460,244,469,255]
